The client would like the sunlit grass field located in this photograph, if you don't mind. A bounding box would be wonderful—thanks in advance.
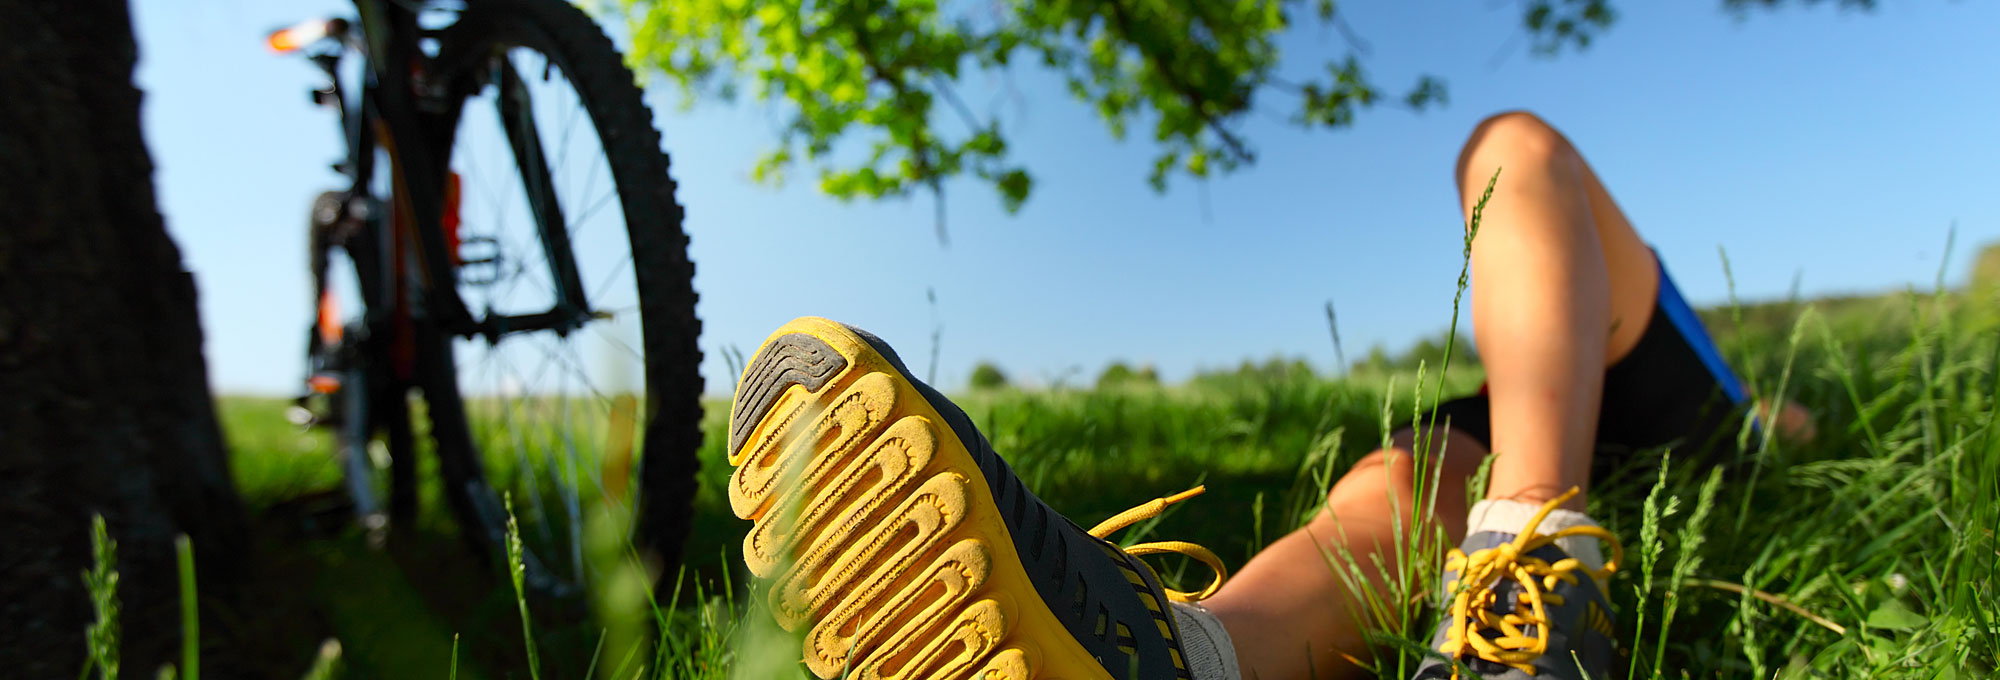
[186,273,1999,678]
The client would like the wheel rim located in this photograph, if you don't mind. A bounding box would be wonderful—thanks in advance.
[442,38,650,586]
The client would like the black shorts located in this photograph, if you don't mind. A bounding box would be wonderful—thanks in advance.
[1427,261,1751,475]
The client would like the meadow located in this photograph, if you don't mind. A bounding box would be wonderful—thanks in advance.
[118,256,1999,679]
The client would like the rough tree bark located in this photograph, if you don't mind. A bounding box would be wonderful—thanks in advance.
[0,0,252,676]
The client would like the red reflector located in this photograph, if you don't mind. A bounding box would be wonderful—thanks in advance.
[308,375,341,394]
[443,171,463,265]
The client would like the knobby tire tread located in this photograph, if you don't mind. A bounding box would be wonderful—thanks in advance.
[420,0,704,591]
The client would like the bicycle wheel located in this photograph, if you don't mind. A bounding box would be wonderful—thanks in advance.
[413,0,703,596]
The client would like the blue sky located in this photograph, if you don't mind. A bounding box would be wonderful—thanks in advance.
[134,0,2000,395]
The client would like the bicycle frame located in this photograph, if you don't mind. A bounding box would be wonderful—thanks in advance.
[294,0,600,350]
[282,0,608,537]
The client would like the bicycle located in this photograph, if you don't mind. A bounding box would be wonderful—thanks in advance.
[270,0,702,600]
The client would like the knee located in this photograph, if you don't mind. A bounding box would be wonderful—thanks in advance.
[1456,110,1575,191]
[1324,430,1426,505]
[1325,449,1413,511]
[1325,428,1484,510]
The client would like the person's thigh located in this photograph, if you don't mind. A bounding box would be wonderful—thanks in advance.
[1456,110,1660,364]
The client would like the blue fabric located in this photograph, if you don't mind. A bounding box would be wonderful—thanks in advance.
[1654,260,1748,406]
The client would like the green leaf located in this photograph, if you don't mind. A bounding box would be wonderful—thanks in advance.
[995,169,1032,213]
[617,0,1624,218]
[1865,598,1926,631]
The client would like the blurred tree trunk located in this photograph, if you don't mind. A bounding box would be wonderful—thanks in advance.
[0,0,251,676]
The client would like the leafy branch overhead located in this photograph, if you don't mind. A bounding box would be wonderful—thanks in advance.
[618,0,1869,218]
[620,0,1438,214]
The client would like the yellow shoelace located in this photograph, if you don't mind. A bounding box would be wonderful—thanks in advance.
[1438,487,1625,676]
[1087,486,1229,602]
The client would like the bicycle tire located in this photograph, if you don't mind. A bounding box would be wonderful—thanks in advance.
[412,0,703,595]
[308,190,420,532]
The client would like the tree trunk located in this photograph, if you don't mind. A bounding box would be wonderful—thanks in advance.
[0,0,251,676]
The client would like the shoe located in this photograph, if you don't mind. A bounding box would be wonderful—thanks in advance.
[1414,489,1624,680]
[727,317,1225,679]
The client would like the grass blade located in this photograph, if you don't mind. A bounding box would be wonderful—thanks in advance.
[174,535,196,680]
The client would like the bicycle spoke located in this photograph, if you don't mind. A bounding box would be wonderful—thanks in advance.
[588,323,645,364]
[588,251,634,304]
[500,337,562,549]
[571,151,606,239]
[557,377,586,578]
[421,6,694,593]
[568,187,620,240]
[551,60,582,200]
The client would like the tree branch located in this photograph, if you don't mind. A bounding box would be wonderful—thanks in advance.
[929,73,985,135]
[1098,0,1254,164]
[842,0,951,244]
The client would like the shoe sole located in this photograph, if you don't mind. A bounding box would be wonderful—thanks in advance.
[728,317,1112,680]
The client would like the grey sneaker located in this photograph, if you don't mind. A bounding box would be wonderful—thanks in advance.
[1414,491,1623,679]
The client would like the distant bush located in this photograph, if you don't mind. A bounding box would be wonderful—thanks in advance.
[1189,357,1318,390]
[968,361,1010,390]
[1351,332,1478,374]
[1971,242,2000,292]
[1095,361,1160,389]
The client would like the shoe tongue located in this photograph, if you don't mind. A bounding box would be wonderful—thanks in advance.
[1465,530,1519,552]
[1468,530,1576,562]
[1461,531,1576,615]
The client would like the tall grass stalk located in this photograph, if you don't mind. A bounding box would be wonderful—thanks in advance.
[299,639,342,680]
[504,493,544,680]
[82,515,119,680]
[1325,300,1347,372]
[1317,168,1497,677]
[1626,456,1677,679]
[174,535,196,680]
[1655,468,1722,675]
[1733,309,1811,535]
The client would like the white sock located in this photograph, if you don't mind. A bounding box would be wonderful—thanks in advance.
[1466,499,1606,573]
[1168,601,1241,680]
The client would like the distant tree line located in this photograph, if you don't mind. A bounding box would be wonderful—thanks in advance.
[963,338,1480,392]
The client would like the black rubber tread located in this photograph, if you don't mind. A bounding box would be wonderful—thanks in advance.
[418,0,705,588]
[727,333,846,458]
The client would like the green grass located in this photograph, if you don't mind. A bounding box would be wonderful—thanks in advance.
[82,515,119,680]
[199,275,1998,678]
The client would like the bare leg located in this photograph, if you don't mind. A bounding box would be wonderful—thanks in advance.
[1203,429,1488,678]
[1456,111,1658,509]
[1203,111,1660,679]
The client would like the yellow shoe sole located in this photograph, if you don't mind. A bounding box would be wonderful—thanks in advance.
[728,317,1116,680]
